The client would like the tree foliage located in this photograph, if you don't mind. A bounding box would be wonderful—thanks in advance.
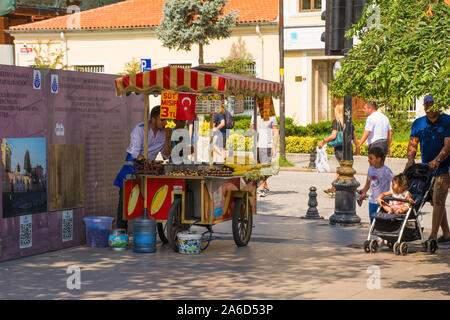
[118,57,142,75]
[214,57,255,77]
[156,0,238,64]
[32,40,69,70]
[330,0,450,111]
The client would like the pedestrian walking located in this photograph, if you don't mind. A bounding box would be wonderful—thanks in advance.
[406,94,450,245]
[356,101,392,163]
[250,109,279,197]
[318,102,359,197]
[212,113,227,163]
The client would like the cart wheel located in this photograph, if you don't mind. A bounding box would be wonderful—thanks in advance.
[167,198,188,252]
[157,222,168,244]
[363,240,371,253]
[370,240,378,253]
[200,226,213,251]
[400,242,408,256]
[232,195,253,247]
[393,242,400,255]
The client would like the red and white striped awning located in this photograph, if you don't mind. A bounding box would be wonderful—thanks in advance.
[115,66,283,98]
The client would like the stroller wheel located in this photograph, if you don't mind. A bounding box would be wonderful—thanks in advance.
[400,242,408,255]
[393,242,400,255]
[370,240,378,253]
[363,240,371,253]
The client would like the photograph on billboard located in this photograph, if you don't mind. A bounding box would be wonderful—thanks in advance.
[1,137,47,218]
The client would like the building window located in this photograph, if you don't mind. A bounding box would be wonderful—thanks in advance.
[74,65,105,73]
[244,61,256,113]
[246,62,256,76]
[299,0,322,12]
[407,99,417,120]
[169,63,192,69]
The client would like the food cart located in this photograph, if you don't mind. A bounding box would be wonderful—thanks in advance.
[114,66,283,251]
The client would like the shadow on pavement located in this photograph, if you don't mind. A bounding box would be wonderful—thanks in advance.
[392,273,450,296]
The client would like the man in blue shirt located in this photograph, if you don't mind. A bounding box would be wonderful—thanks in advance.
[406,95,450,244]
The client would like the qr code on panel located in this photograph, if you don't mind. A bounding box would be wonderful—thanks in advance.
[20,215,32,249]
[62,210,73,242]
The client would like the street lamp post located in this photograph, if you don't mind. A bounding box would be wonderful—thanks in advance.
[328,0,362,225]
[279,0,286,160]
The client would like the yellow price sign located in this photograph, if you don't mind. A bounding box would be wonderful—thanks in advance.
[161,91,178,119]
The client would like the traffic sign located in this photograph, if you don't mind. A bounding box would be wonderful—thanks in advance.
[140,59,151,72]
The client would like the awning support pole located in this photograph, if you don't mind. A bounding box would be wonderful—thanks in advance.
[144,93,149,160]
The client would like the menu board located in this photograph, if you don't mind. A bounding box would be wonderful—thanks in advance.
[233,95,245,114]
[195,93,224,114]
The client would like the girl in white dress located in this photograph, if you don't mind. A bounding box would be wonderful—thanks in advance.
[377,173,414,214]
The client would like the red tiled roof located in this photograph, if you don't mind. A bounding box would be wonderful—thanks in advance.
[9,0,278,31]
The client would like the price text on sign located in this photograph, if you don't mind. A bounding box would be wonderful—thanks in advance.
[161,91,178,119]
[234,95,245,114]
[196,94,224,114]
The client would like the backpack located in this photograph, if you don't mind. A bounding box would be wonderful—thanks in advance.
[224,109,235,129]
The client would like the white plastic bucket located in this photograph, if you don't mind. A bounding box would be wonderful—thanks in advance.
[178,231,202,254]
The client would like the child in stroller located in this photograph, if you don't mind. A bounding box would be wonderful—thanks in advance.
[363,163,438,255]
[377,173,414,215]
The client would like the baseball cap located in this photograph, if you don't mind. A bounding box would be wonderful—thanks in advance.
[424,94,434,104]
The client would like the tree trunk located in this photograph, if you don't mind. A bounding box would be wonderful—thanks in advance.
[198,43,204,65]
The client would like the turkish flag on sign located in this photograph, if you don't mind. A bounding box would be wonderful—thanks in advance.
[176,93,196,121]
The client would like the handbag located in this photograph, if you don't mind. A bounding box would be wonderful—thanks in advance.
[327,120,343,147]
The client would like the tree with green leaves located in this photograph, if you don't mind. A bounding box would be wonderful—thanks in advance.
[32,40,69,70]
[214,57,255,77]
[156,0,239,65]
[118,57,141,75]
[330,0,449,114]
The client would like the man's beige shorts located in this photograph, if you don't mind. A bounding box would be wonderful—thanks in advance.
[432,173,450,206]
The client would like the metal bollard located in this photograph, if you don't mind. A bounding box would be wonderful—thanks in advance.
[308,147,316,169]
[302,186,324,219]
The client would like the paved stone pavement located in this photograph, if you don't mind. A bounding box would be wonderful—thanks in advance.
[0,155,448,300]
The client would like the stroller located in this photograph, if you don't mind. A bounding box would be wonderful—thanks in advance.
[363,163,438,255]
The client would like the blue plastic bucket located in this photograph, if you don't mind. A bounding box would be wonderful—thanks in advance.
[83,216,113,247]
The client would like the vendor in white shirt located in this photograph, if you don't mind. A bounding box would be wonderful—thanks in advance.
[113,105,172,229]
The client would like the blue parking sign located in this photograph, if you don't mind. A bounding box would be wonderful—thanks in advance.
[141,59,151,72]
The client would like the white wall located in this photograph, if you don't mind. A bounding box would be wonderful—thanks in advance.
[0,45,14,65]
